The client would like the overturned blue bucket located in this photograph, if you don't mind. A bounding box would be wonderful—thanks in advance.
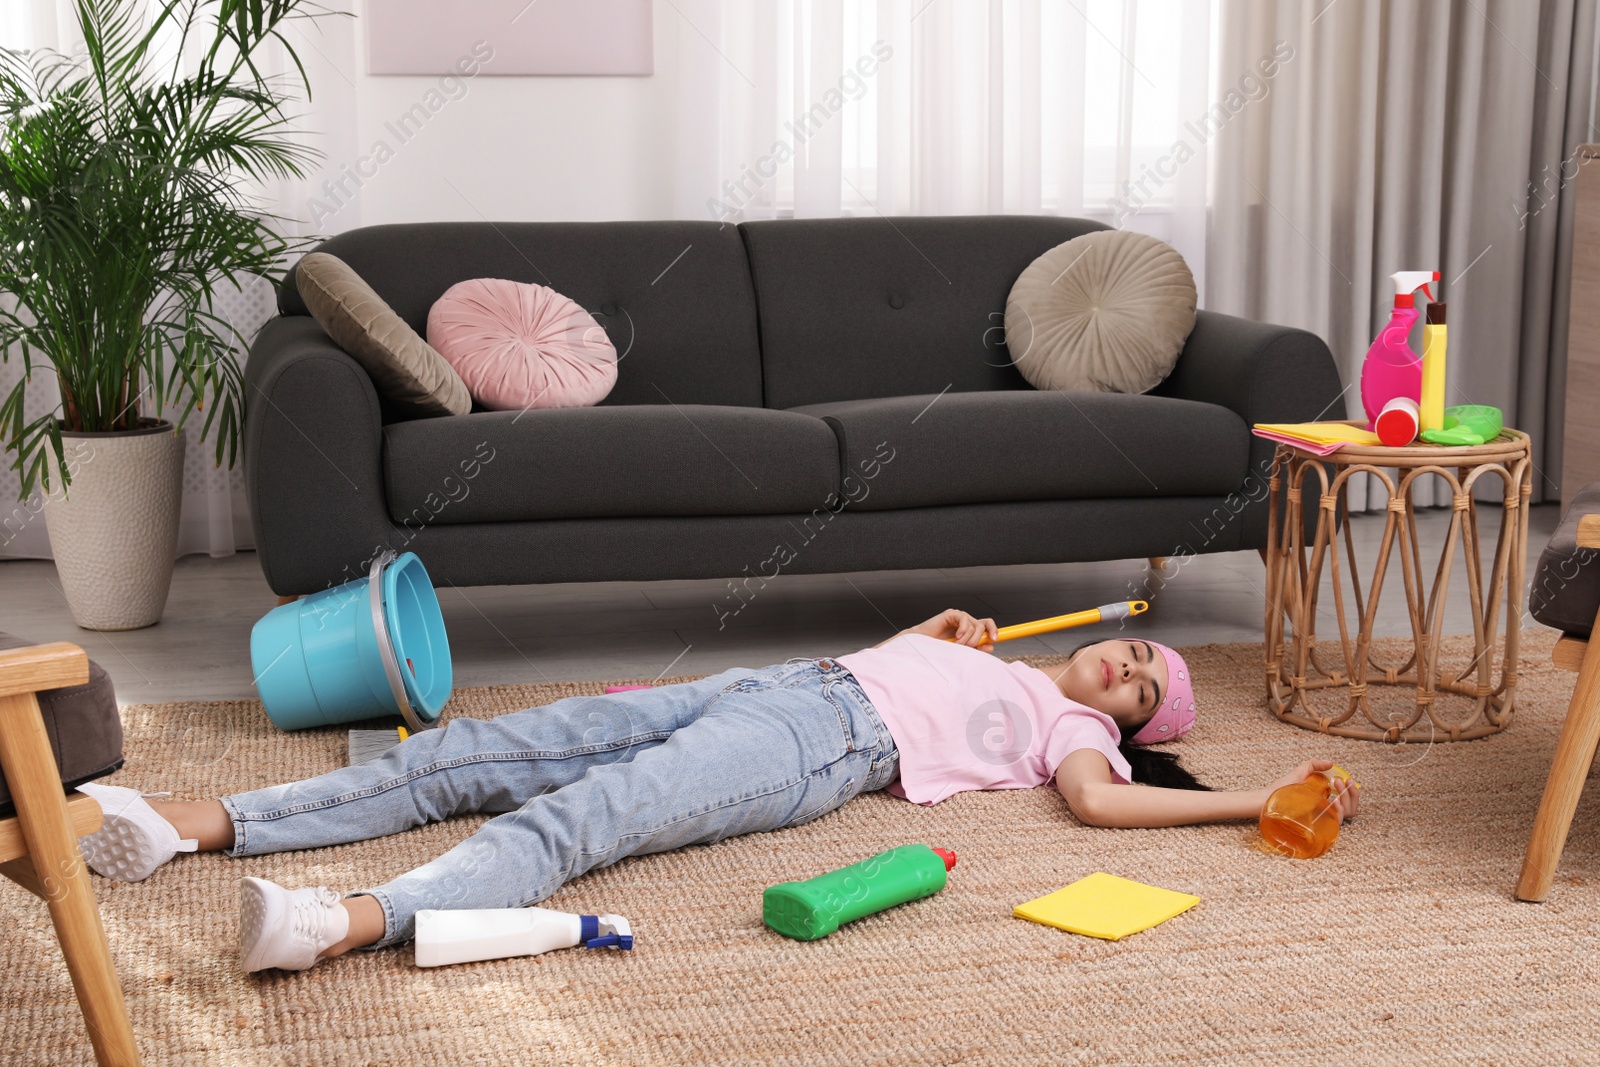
[250,551,452,732]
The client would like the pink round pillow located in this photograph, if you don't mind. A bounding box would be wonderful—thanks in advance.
[426,278,617,410]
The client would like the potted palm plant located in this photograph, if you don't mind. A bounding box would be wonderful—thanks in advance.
[0,0,325,629]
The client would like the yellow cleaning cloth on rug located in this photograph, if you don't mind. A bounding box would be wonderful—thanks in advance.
[1013,872,1200,941]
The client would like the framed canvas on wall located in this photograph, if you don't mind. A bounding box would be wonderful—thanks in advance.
[366,0,653,76]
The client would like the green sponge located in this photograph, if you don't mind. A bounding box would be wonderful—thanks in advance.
[1420,425,1484,446]
[1420,404,1502,446]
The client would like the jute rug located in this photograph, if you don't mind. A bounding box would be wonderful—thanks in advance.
[4,630,1599,1067]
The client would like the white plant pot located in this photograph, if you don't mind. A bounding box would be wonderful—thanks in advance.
[42,421,185,631]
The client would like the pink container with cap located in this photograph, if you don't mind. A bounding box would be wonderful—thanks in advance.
[1360,270,1439,428]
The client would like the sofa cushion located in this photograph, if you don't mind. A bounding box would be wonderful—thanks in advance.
[787,390,1248,511]
[1529,482,1600,639]
[739,214,1109,409]
[383,406,843,524]
[296,253,472,417]
[0,634,123,820]
[426,277,618,410]
[279,221,764,409]
[1004,230,1197,394]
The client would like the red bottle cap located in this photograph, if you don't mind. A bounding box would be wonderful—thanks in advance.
[931,847,957,871]
[1375,399,1419,447]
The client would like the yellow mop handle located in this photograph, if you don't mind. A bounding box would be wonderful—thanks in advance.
[945,601,1149,646]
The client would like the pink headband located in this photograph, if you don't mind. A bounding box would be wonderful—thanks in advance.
[1129,641,1196,745]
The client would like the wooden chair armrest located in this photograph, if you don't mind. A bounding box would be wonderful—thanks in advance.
[1554,635,1589,672]
[0,794,103,865]
[1580,514,1600,550]
[0,643,88,700]
[0,681,142,1063]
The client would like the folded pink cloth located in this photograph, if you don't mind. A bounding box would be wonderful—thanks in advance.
[427,277,617,410]
[1249,428,1347,457]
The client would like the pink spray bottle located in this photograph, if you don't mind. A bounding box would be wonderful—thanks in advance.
[1360,270,1439,429]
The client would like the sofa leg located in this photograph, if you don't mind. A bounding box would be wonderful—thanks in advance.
[1516,630,1600,902]
[1140,558,1173,604]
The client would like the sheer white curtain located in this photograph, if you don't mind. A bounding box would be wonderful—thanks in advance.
[668,0,1213,293]
[0,0,359,560]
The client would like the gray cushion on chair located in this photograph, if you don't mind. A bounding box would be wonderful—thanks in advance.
[0,634,122,819]
[1529,482,1600,640]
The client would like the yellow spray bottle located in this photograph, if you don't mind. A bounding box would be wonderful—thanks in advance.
[1420,302,1448,434]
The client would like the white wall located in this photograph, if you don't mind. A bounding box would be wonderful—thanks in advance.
[308,0,693,232]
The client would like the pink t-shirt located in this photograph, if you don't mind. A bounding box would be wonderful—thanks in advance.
[835,633,1133,806]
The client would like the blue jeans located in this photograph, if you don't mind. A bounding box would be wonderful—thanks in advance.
[220,657,901,947]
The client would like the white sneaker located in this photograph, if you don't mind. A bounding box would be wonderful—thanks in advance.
[75,784,199,882]
[239,877,351,973]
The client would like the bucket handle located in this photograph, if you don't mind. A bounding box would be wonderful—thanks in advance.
[369,550,437,733]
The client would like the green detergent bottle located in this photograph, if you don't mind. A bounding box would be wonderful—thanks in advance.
[763,844,958,941]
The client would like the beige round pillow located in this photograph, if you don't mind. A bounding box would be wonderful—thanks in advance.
[1004,230,1197,394]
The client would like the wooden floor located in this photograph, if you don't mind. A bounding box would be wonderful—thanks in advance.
[0,504,1562,704]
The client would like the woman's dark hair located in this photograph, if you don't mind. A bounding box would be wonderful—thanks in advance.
[1067,641,1212,792]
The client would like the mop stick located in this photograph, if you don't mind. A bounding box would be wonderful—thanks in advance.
[944,600,1149,647]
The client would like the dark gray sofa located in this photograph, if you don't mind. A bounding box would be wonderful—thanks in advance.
[245,215,1343,597]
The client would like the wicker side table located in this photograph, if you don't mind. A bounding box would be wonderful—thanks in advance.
[1263,427,1533,742]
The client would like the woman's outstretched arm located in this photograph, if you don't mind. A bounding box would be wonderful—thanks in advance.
[869,608,999,650]
[1054,749,1358,829]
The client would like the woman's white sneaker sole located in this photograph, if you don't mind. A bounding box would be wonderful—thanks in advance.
[75,784,196,882]
[239,877,348,973]
[239,877,281,973]
[79,813,164,881]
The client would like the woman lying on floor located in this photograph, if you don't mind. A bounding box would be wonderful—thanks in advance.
[75,608,1359,973]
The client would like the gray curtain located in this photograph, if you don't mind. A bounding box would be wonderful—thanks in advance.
[1210,0,1600,508]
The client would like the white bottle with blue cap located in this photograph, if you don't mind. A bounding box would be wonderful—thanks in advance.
[414,906,634,967]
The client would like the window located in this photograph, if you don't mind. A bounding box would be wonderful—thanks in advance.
[720,0,1210,223]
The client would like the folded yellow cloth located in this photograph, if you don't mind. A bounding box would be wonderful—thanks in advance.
[1253,421,1383,447]
[1013,872,1200,941]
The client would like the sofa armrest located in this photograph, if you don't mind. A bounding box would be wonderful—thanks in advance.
[1156,309,1345,428]
[1150,309,1346,551]
[244,316,396,596]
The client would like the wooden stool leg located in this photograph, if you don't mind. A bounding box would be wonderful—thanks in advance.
[0,691,141,1066]
[1516,630,1600,902]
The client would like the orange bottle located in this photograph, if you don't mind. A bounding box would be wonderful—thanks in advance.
[1258,766,1356,859]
